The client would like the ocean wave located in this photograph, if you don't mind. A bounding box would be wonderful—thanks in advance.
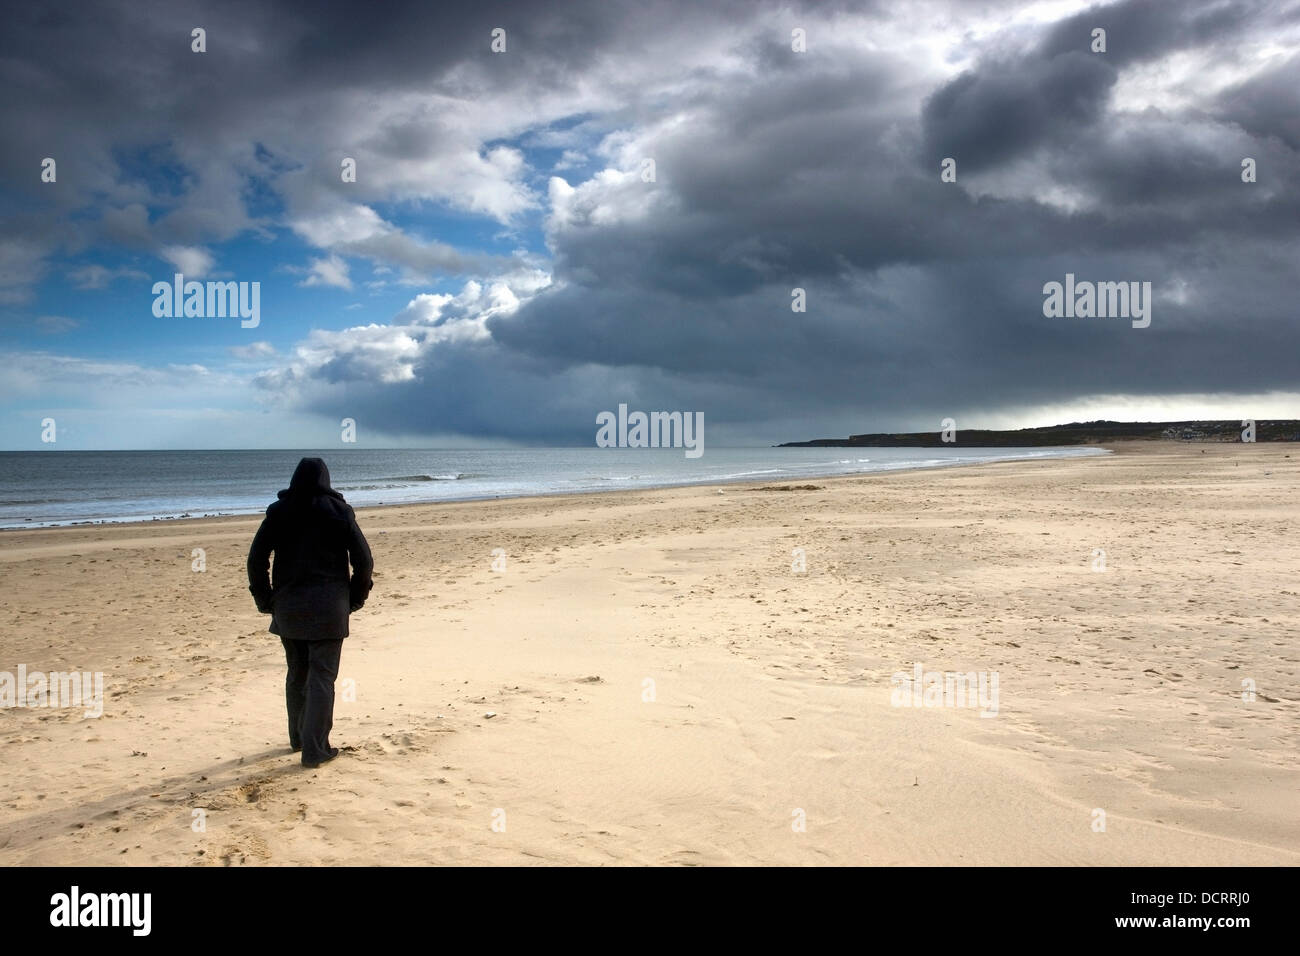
[337,473,468,489]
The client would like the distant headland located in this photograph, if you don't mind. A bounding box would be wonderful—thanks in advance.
[778,420,1300,447]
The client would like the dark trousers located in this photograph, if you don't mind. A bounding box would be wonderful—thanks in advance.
[281,637,344,764]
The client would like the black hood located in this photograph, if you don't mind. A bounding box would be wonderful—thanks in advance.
[277,457,346,504]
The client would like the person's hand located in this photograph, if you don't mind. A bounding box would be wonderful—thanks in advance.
[349,578,370,613]
[250,584,273,614]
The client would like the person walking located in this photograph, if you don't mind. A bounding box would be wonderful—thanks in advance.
[247,457,373,768]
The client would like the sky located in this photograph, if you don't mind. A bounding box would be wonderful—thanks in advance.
[1,0,1297,449]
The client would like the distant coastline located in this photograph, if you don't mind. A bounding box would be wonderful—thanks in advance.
[778,419,1300,447]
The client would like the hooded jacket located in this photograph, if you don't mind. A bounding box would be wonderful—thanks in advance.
[246,457,374,641]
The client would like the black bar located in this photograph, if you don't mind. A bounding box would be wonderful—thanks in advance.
[1,865,1288,942]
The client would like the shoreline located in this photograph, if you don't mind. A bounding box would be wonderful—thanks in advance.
[0,444,1110,532]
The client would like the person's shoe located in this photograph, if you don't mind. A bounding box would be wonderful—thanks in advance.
[290,744,301,754]
[302,747,339,769]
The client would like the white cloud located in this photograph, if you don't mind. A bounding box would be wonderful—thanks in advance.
[553,149,588,171]
[0,238,51,304]
[158,245,215,278]
[68,264,149,289]
[256,269,552,397]
[35,315,80,334]
[286,197,494,282]
[0,350,238,401]
[229,341,277,360]
[300,253,352,289]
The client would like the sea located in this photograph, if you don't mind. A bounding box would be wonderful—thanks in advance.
[0,446,1108,529]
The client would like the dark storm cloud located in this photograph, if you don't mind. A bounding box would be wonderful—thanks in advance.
[1215,50,1300,150]
[922,53,1117,171]
[4,0,1299,442]
[0,0,713,244]
[469,0,1299,439]
[1038,0,1287,65]
[919,0,1289,172]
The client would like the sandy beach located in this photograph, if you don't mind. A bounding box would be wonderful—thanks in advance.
[0,442,1296,866]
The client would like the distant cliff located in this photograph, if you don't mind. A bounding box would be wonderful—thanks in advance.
[778,420,1300,447]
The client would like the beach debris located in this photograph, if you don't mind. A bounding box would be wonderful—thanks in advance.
[483,711,497,719]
